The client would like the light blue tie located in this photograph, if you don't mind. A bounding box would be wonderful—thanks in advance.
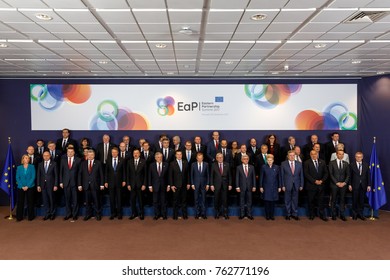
[179,160,182,172]
[113,158,117,171]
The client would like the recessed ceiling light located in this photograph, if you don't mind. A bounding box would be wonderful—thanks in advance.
[62,71,70,75]
[166,72,174,75]
[271,72,279,75]
[224,61,234,65]
[284,65,289,71]
[155,43,167,49]
[251,13,267,21]
[352,60,361,64]
[314,43,326,49]
[99,61,108,64]
[35,13,53,21]
[183,65,190,68]
[0,43,7,48]
[377,71,385,75]
[178,26,193,35]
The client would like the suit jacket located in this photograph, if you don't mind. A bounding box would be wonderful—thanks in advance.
[105,157,126,187]
[192,143,206,155]
[127,158,147,189]
[206,140,218,163]
[16,164,36,188]
[236,164,256,190]
[37,160,58,189]
[259,164,281,201]
[59,156,81,188]
[191,162,209,187]
[78,159,104,190]
[349,161,371,190]
[219,148,234,167]
[28,153,41,169]
[161,148,175,163]
[169,160,190,188]
[281,144,295,161]
[148,161,169,191]
[255,153,268,177]
[46,149,61,165]
[141,150,154,167]
[96,142,116,164]
[183,149,196,167]
[280,160,304,190]
[210,162,232,189]
[56,138,78,154]
[234,153,252,167]
[247,145,259,160]
[303,158,328,189]
[303,143,325,161]
[267,143,281,164]
[328,159,350,188]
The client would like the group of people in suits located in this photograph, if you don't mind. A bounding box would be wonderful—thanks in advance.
[15,129,371,222]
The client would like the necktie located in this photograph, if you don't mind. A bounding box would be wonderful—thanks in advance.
[253,147,256,154]
[62,139,66,150]
[197,144,200,152]
[187,151,190,161]
[290,161,295,174]
[339,160,342,170]
[223,149,226,158]
[145,152,148,159]
[135,159,138,171]
[30,156,33,164]
[68,157,72,169]
[314,160,318,172]
[44,161,48,173]
[50,150,53,159]
[164,149,168,160]
[244,165,248,177]
[88,160,92,173]
[158,163,161,176]
[113,158,117,171]
[358,163,362,175]
[263,154,266,163]
[335,141,338,148]
[104,144,108,164]
[126,145,129,152]
[219,163,223,174]
[178,160,182,171]
[215,140,219,149]
[121,152,124,158]
[198,163,202,173]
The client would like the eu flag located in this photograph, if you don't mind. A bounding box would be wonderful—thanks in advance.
[0,142,17,210]
[367,141,387,211]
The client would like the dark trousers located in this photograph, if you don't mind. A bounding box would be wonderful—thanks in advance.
[64,186,79,218]
[16,188,35,221]
[194,186,206,216]
[85,187,101,217]
[214,185,228,215]
[352,185,365,217]
[284,185,299,216]
[109,185,122,217]
[153,187,167,217]
[239,188,252,216]
[330,185,347,217]
[130,187,144,216]
[307,186,326,217]
[264,200,275,218]
[172,186,187,216]
[42,185,55,217]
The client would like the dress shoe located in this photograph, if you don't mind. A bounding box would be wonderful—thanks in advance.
[291,215,300,221]
[352,215,357,220]
[321,216,329,222]
[162,215,167,220]
[129,214,137,220]
[266,217,270,220]
[83,215,91,221]
[118,216,122,220]
[309,215,314,220]
[202,215,207,219]
[139,215,144,220]
[285,216,291,220]
[50,215,55,220]
[195,215,199,219]
[73,216,78,221]
[270,217,275,220]
[109,216,115,220]
[358,215,366,221]
[64,215,71,221]
[96,215,101,221]
[247,215,254,220]
[224,214,229,220]
[153,215,159,220]
[173,215,178,220]
[214,214,219,219]
[183,215,188,220]
[332,215,337,220]
[43,215,50,221]
[340,216,347,221]
[28,218,34,221]
[239,215,244,220]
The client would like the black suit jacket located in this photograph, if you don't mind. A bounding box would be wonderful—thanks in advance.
[127,158,147,188]
[328,159,350,187]
[192,143,206,155]
[169,160,190,188]
[349,161,371,190]
[78,160,104,190]
[303,143,325,161]
[56,138,78,154]
[37,160,58,188]
[183,150,196,167]
[105,157,126,187]
[234,153,252,167]
[148,161,169,191]
[219,148,234,167]
[46,149,61,165]
[304,158,328,189]
[161,148,175,163]
[210,162,232,188]
[59,156,81,188]
[96,142,116,164]
[141,150,155,167]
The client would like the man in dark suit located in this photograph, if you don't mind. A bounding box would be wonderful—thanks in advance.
[47,141,61,165]
[161,138,174,163]
[78,149,104,221]
[154,134,168,153]
[59,147,81,221]
[56,128,78,155]
[36,139,45,156]
[219,139,233,167]
[281,136,296,159]
[349,152,371,220]
[304,150,329,221]
[235,154,256,220]
[247,138,259,160]
[96,134,116,169]
[191,152,209,219]
[303,134,323,160]
[192,136,206,155]
[171,135,184,152]
[329,150,350,221]
[313,143,325,161]
[169,150,190,220]
[127,149,147,220]
[37,151,58,220]
[26,145,41,167]
[105,147,126,220]
[280,150,304,220]
[325,132,343,164]
[234,144,252,167]
[184,141,196,167]
[255,144,268,179]
[148,152,169,220]
[210,152,232,219]
[118,142,131,162]
[141,141,154,167]
[122,135,135,156]
[206,131,220,163]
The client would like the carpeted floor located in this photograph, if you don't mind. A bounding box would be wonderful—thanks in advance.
[0,207,388,260]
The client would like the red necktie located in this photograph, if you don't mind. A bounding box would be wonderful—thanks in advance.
[68,157,72,169]
[215,140,219,150]
[88,160,92,173]
[244,165,248,177]
[219,163,223,175]
[158,163,161,176]
[290,161,295,174]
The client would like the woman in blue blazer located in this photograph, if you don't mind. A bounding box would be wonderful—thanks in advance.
[259,154,281,220]
[16,154,36,221]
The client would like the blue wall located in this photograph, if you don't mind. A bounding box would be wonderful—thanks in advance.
[1,76,386,209]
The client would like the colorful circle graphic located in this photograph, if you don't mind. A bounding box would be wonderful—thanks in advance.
[157,96,175,116]
[63,84,91,104]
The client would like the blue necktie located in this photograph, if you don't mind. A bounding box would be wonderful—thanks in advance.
[178,160,182,172]
[113,158,117,171]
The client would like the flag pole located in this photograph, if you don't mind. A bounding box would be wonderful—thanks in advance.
[5,137,13,220]
[368,136,377,221]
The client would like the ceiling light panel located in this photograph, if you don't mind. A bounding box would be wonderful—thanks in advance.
[95,10,136,24]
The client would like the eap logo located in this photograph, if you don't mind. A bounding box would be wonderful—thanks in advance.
[157,96,175,116]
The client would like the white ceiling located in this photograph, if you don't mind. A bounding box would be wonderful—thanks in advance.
[0,0,389,77]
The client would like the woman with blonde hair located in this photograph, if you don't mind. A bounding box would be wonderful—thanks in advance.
[16,154,36,221]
